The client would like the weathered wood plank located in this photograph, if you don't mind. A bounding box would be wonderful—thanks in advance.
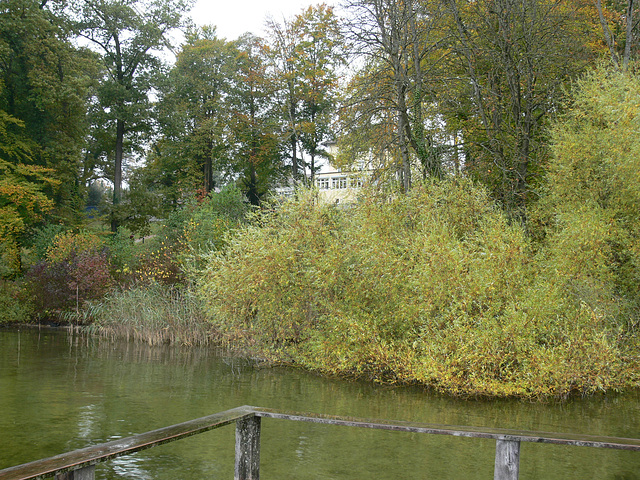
[0,406,254,480]
[494,439,520,480]
[235,415,261,480]
[250,407,640,451]
[2,405,640,480]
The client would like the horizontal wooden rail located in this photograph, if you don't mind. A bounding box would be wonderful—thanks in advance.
[1,405,640,480]
[0,406,254,480]
[251,407,640,451]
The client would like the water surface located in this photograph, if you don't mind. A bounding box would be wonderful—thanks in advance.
[1,328,639,479]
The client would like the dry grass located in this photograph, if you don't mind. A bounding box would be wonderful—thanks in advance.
[83,283,217,346]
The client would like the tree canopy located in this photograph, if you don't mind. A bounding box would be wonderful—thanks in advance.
[73,0,193,231]
[0,0,631,275]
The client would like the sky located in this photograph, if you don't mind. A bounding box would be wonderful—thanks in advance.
[189,0,337,41]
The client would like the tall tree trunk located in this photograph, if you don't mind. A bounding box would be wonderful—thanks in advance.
[596,0,621,67]
[204,138,214,194]
[204,156,213,193]
[291,135,298,179]
[289,89,299,180]
[624,0,635,70]
[397,81,412,193]
[408,12,441,180]
[111,118,124,232]
[247,165,259,205]
[310,111,317,183]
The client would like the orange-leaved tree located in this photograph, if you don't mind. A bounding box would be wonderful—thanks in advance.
[0,108,57,277]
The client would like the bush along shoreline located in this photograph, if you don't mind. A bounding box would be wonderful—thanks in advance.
[194,69,640,399]
[2,185,248,336]
[198,181,634,399]
[4,68,640,399]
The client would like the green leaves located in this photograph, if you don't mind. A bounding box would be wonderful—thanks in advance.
[0,0,96,224]
[439,0,599,215]
[197,179,628,397]
[0,107,57,277]
[74,0,193,229]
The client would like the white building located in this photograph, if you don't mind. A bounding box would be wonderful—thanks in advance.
[314,165,367,205]
[312,141,372,204]
[273,142,373,203]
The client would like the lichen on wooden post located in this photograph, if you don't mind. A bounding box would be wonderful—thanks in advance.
[235,415,261,480]
[494,438,520,480]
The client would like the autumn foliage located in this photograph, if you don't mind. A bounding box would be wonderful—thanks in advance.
[197,69,640,397]
[24,231,113,316]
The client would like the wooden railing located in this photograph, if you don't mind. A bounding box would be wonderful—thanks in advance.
[1,405,640,480]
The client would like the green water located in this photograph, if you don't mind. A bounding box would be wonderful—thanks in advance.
[1,328,639,479]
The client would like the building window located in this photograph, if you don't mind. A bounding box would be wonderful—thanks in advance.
[317,177,330,190]
[332,177,347,189]
[350,177,363,188]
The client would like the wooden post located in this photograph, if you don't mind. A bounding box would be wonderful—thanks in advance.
[55,465,95,480]
[235,415,261,480]
[494,439,520,480]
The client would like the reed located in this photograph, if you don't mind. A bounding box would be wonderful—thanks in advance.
[83,283,216,346]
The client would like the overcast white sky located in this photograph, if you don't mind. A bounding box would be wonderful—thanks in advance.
[189,0,337,40]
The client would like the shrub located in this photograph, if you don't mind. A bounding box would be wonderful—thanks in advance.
[542,67,640,348]
[199,189,338,346]
[108,229,141,284]
[30,223,67,261]
[0,238,19,279]
[46,230,104,263]
[0,279,32,324]
[24,230,113,316]
[197,180,628,398]
[137,185,248,285]
[18,223,67,275]
[135,240,185,285]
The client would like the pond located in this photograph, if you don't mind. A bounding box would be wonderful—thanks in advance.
[1,328,639,479]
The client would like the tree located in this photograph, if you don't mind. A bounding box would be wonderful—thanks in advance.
[294,4,345,182]
[265,14,304,181]
[341,0,449,192]
[336,64,403,184]
[73,0,193,231]
[0,108,57,277]
[151,29,293,208]
[442,0,598,218]
[153,27,236,200]
[595,0,639,70]
[0,0,97,224]
[266,4,345,183]
[228,35,283,205]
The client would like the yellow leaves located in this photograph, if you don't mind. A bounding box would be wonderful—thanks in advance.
[0,109,58,275]
[194,179,634,398]
[135,242,180,284]
[46,231,104,264]
[0,177,54,217]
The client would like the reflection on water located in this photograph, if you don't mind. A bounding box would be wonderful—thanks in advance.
[110,455,152,480]
[1,328,639,479]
